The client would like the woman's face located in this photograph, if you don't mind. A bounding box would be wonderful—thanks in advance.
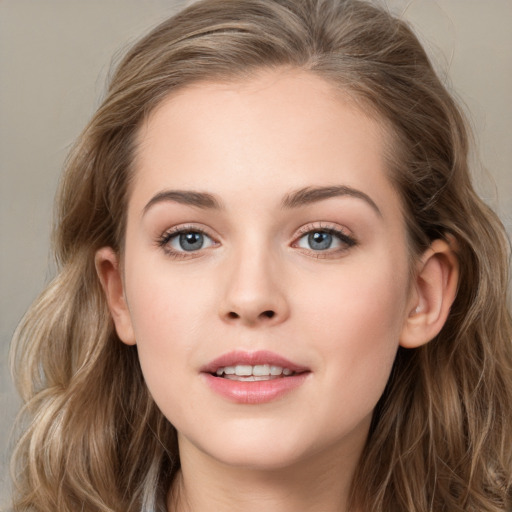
[115,69,416,470]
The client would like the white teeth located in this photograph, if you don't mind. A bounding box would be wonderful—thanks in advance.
[224,375,275,381]
[235,365,253,376]
[252,364,270,376]
[214,364,295,378]
[270,366,283,375]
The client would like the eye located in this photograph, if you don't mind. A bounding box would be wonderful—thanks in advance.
[158,227,217,256]
[294,226,356,254]
[298,231,336,251]
[172,231,213,252]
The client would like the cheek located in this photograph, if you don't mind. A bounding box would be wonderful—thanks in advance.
[303,253,408,337]
[127,287,210,429]
[300,254,409,403]
[122,261,208,397]
[126,251,211,340]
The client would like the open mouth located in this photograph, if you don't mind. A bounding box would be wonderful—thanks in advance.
[202,352,310,403]
[213,364,298,381]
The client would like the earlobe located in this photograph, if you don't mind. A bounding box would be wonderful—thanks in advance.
[95,247,136,345]
[400,238,459,349]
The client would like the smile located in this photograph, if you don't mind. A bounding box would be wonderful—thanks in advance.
[202,351,310,404]
[215,364,295,380]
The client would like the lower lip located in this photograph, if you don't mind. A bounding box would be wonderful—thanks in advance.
[202,373,310,404]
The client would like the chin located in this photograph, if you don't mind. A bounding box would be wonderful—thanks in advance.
[210,442,309,472]
[179,417,343,472]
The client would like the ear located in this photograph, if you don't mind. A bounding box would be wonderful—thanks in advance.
[95,247,136,345]
[400,238,459,349]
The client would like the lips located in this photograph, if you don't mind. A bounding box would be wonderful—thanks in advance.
[201,350,308,375]
[215,364,295,380]
[201,350,310,404]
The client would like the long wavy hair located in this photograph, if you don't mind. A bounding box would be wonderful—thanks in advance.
[9,0,512,510]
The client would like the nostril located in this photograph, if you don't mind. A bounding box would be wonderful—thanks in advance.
[225,310,276,321]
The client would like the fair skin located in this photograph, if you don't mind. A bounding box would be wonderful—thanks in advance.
[96,69,458,512]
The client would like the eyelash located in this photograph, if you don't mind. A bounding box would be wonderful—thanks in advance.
[293,223,357,258]
[156,223,357,259]
[156,224,218,260]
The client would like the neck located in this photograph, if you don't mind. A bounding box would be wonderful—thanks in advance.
[168,435,364,512]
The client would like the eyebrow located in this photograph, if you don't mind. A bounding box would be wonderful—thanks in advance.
[281,185,381,216]
[142,185,381,217]
[143,190,223,215]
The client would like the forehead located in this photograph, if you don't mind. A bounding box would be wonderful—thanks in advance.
[131,68,399,216]
[137,68,384,146]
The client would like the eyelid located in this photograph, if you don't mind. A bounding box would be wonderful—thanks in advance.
[291,222,357,257]
[156,223,220,258]
[294,221,354,239]
[155,221,356,259]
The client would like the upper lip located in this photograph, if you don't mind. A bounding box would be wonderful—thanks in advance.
[201,350,309,374]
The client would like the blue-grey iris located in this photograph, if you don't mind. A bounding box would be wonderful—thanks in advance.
[309,231,332,250]
[179,232,204,251]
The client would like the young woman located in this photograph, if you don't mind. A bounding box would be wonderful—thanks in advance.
[9,0,512,511]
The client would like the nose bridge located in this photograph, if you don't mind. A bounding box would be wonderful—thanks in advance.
[220,233,288,325]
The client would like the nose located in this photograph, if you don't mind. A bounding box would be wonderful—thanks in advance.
[219,247,290,327]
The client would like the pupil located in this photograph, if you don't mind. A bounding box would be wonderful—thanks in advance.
[308,231,332,250]
[179,232,204,251]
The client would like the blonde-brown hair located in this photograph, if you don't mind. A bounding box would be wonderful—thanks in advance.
[10,0,512,510]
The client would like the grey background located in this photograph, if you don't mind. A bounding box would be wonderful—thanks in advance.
[1,0,511,505]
